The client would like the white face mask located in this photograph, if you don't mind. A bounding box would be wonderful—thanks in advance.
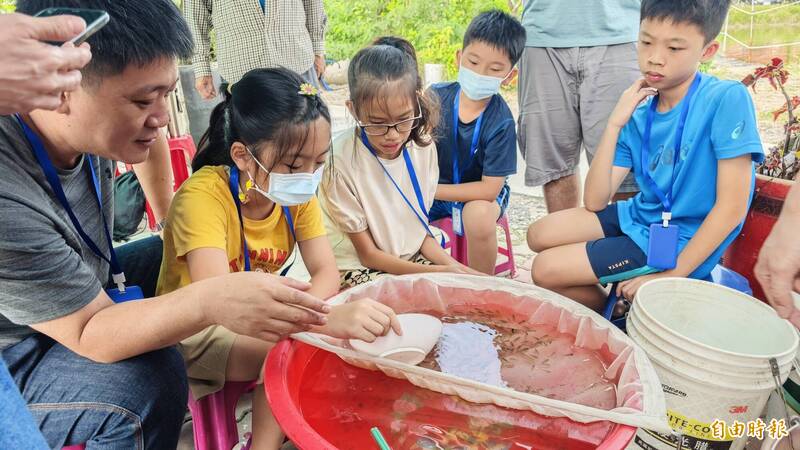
[457,65,510,101]
[246,148,323,206]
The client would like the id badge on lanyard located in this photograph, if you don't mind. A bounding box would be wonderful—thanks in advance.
[452,89,484,237]
[452,203,465,236]
[107,285,144,302]
[15,114,143,302]
[648,221,679,270]
[641,74,701,270]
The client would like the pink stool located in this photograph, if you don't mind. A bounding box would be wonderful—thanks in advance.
[62,446,85,450]
[188,381,256,450]
[432,214,516,277]
[168,134,197,190]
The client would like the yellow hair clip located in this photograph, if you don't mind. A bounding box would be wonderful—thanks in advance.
[238,179,254,203]
[298,83,319,97]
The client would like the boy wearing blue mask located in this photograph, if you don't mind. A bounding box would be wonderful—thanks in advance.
[527,0,764,311]
[429,10,526,274]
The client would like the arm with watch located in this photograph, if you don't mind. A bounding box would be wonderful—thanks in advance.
[132,130,173,232]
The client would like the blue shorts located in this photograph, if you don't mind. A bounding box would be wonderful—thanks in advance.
[586,204,659,285]
[429,184,511,222]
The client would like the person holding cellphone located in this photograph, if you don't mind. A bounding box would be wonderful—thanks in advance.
[0,10,91,450]
[1,2,330,449]
[0,12,92,114]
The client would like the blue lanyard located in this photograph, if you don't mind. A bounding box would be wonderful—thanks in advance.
[229,166,296,275]
[258,0,265,11]
[14,114,127,289]
[360,130,435,238]
[452,89,485,185]
[641,73,702,218]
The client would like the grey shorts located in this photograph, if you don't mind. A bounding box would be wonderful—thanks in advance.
[517,43,641,192]
[300,64,320,88]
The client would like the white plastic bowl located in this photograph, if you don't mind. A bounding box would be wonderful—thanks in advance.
[349,313,443,365]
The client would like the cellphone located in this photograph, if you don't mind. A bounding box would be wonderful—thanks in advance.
[34,8,110,46]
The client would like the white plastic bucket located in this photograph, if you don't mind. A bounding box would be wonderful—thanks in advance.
[627,278,798,450]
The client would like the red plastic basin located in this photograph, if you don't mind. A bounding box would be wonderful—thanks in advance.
[265,340,636,450]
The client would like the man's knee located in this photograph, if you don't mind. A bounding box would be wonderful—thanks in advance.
[130,347,188,417]
[28,345,188,448]
[463,201,499,238]
[124,347,187,447]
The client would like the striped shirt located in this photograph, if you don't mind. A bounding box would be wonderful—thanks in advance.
[186,0,327,84]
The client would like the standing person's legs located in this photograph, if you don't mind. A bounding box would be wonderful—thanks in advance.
[299,65,320,89]
[580,43,641,200]
[2,335,188,449]
[518,47,583,213]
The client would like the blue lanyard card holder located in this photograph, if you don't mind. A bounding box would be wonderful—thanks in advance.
[647,223,679,270]
[452,202,465,237]
[107,285,144,303]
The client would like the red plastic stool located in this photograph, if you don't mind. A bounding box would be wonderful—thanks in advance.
[188,381,256,450]
[62,446,85,450]
[431,213,516,277]
[168,134,196,190]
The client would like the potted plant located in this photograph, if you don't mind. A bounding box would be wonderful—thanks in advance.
[723,57,798,301]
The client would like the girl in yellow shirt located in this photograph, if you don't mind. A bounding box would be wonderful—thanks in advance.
[156,68,400,450]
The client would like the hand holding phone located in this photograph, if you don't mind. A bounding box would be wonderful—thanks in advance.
[0,13,92,114]
[34,8,109,46]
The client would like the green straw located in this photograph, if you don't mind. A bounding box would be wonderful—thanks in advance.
[370,426,392,450]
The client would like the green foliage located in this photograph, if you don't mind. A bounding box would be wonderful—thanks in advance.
[725,3,800,47]
[1,0,15,13]
[324,0,510,79]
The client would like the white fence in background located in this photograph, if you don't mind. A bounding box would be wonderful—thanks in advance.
[721,1,800,62]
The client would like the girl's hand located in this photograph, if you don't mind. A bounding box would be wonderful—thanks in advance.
[607,79,658,130]
[427,263,485,276]
[445,263,486,276]
[324,298,402,342]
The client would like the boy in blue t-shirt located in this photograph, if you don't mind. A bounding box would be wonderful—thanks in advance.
[429,10,526,274]
[527,0,764,311]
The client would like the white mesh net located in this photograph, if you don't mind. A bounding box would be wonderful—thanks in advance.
[294,274,671,433]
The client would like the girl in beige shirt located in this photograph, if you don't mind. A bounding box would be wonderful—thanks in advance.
[319,40,479,288]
